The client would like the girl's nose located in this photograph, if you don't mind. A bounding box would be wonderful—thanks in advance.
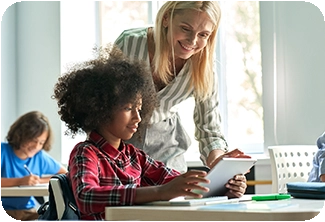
[133,110,141,122]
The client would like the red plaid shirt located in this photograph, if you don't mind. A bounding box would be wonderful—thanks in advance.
[67,131,180,220]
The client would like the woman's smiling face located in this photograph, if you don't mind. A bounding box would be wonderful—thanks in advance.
[164,9,214,60]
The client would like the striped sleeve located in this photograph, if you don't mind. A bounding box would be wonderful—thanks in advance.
[194,74,228,165]
[114,28,148,62]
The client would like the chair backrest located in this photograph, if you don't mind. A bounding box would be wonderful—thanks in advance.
[268,145,318,193]
[50,178,66,219]
[38,174,80,220]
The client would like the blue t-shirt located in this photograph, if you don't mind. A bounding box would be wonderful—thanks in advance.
[308,132,325,182]
[1,142,62,210]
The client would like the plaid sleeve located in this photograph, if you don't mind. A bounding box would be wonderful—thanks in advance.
[137,149,180,186]
[68,143,137,217]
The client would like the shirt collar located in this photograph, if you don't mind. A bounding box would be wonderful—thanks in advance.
[87,131,125,159]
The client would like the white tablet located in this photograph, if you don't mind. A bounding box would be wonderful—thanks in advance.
[195,158,257,198]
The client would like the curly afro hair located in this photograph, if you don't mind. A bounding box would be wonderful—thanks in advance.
[53,44,157,139]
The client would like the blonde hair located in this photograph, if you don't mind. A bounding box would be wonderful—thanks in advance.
[153,1,221,101]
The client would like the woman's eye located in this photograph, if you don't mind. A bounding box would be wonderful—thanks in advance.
[200,33,210,38]
[182,27,190,32]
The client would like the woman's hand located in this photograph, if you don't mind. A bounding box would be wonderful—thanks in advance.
[157,170,210,200]
[207,148,251,169]
[225,174,247,198]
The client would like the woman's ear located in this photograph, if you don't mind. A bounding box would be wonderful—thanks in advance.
[162,13,169,28]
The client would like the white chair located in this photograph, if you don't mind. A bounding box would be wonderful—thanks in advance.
[50,178,66,220]
[268,145,318,193]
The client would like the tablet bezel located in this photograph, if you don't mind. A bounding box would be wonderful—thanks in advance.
[197,158,257,198]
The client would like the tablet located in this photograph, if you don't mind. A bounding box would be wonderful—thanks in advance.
[195,158,257,198]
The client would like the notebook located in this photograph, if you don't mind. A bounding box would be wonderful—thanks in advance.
[199,202,299,211]
[146,196,230,206]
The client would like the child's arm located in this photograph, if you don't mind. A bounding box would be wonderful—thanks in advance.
[1,175,41,187]
[134,170,209,203]
[320,174,325,182]
[39,166,67,184]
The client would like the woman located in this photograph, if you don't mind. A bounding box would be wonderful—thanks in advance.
[115,1,247,172]
[1,111,67,220]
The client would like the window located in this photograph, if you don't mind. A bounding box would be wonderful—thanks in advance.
[220,1,263,154]
[60,1,263,164]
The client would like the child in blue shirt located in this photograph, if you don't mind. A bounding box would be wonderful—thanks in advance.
[308,131,325,182]
[1,111,67,220]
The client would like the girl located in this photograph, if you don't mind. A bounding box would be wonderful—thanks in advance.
[53,45,247,220]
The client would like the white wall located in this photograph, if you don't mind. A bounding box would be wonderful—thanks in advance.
[260,1,325,152]
[1,2,62,160]
[256,1,325,193]
[1,3,17,138]
[1,1,99,162]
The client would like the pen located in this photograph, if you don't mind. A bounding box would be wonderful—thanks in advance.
[252,194,291,201]
[24,164,33,175]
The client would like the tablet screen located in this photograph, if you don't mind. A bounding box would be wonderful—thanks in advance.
[195,158,257,198]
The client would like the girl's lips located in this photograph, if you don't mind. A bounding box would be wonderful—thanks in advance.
[127,125,138,133]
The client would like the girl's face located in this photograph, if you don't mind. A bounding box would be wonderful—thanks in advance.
[101,100,142,149]
[164,9,214,60]
[19,131,48,159]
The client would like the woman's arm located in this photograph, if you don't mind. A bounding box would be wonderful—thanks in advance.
[194,76,228,167]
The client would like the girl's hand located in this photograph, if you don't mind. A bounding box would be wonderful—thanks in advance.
[157,170,210,200]
[225,174,247,198]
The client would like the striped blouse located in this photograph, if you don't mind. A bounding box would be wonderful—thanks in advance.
[114,27,228,165]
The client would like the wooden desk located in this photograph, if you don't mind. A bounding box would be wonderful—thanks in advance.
[1,185,49,197]
[105,197,324,221]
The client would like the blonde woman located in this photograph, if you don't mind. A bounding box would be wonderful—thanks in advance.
[115,1,248,173]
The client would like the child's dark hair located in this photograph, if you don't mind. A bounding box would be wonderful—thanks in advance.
[6,111,53,151]
[53,44,157,139]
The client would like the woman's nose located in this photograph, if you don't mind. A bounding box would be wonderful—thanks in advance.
[187,33,197,44]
